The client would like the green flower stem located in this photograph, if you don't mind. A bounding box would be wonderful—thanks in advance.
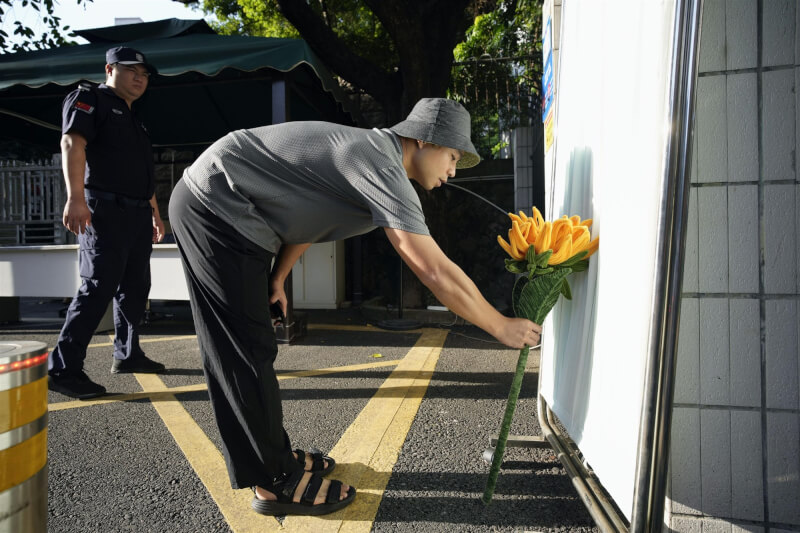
[482,344,530,505]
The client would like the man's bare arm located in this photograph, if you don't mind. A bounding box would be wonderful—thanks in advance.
[384,228,541,349]
[268,243,313,313]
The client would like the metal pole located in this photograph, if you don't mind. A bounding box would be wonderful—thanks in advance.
[630,0,702,530]
[537,395,624,532]
[375,256,422,330]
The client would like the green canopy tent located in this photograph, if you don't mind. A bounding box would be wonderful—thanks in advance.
[0,18,358,154]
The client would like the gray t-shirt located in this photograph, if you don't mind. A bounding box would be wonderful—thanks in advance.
[181,121,430,253]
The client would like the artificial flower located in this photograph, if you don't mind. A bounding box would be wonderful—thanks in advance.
[484,205,599,505]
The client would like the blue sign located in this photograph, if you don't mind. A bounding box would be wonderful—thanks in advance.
[542,17,554,121]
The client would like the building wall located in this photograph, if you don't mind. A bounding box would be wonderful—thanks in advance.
[669,1,800,531]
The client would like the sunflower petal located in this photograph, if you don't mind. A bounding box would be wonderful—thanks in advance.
[571,226,590,252]
[511,220,528,253]
[549,235,573,265]
[498,235,524,260]
[534,221,552,253]
[532,206,545,230]
[585,237,600,258]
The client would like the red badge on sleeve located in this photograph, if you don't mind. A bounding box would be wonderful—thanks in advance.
[74,101,94,114]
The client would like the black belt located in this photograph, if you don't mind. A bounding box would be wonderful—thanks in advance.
[86,189,151,208]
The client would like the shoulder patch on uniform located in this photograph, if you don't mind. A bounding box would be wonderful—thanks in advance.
[74,101,95,114]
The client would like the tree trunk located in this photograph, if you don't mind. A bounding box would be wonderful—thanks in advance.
[369,0,481,119]
[276,0,494,125]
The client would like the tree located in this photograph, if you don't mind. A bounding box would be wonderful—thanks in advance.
[0,0,90,53]
[449,0,543,157]
[182,0,499,124]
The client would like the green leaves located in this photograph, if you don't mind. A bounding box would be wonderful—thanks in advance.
[569,259,589,273]
[525,244,537,265]
[505,246,577,280]
[0,0,87,53]
[559,250,588,267]
[512,268,573,324]
[504,258,525,274]
[560,278,572,300]
[503,239,590,315]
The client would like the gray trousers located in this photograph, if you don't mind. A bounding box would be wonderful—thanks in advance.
[168,179,300,489]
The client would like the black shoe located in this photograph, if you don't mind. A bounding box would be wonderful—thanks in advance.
[111,354,166,374]
[48,371,106,399]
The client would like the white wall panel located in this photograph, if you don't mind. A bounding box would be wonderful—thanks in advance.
[539,0,678,519]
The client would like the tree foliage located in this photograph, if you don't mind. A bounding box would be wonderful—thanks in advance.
[183,0,497,123]
[202,0,396,72]
[187,0,542,155]
[0,0,89,53]
[449,0,543,158]
[200,0,298,38]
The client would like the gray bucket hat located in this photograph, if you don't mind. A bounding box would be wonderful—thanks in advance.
[390,98,480,169]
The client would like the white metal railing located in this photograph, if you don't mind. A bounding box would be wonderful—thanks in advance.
[0,157,67,245]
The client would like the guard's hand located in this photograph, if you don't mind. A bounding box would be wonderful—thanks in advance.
[496,317,542,349]
[63,197,91,235]
[152,212,165,243]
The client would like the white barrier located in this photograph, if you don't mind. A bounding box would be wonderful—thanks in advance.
[0,242,342,309]
[0,244,189,300]
[539,0,701,530]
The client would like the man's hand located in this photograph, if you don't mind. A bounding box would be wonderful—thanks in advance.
[152,212,165,243]
[268,279,287,323]
[63,197,92,235]
[496,317,542,349]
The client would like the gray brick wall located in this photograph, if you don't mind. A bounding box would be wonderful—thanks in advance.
[669,0,800,530]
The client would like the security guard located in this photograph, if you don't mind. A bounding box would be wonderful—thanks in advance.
[48,46,166,399]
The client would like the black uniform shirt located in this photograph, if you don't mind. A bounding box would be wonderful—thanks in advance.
[61,83,155,200]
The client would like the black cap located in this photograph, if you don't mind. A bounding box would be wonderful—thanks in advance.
[105,46,157,75]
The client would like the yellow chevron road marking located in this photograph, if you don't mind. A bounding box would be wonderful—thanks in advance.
[288,328,448,533]
[48,359,402,412]
[47,325,448,532]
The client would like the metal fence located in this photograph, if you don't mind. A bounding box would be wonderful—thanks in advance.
[0,158,67,245]
[448,55,541,160]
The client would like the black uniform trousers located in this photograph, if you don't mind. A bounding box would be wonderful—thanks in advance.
[168,179,300,489]
[49,193,152,373]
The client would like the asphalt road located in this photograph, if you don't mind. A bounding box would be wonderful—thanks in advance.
[1,298,597,533]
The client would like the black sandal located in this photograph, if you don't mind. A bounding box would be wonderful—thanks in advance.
[295,448,336,476]
[251,470,356,516]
